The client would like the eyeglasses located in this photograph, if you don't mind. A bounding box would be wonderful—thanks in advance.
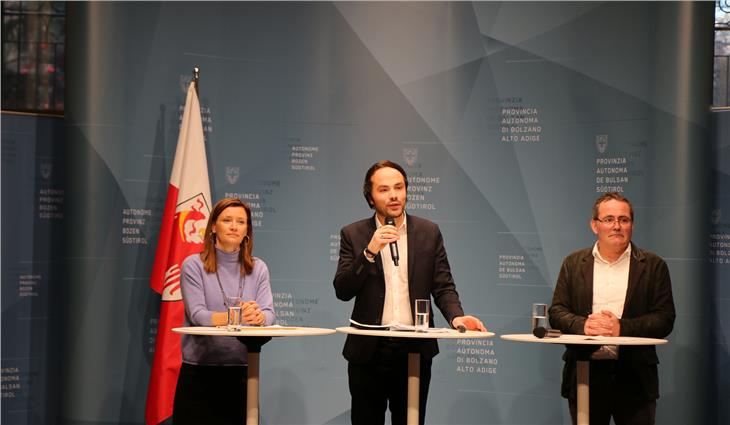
[594,216,632,226]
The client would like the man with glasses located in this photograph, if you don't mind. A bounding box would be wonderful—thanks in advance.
[549,192,675,425]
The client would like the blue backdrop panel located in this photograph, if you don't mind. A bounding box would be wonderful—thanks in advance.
[7,2,708,424]
[1,113,65,425]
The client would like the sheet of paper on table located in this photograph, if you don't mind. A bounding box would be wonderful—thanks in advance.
[349,319,450,333]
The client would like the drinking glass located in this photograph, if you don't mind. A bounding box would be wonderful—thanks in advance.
[227,296,242,331]
[531,303,548,331]
[414,299,430,332]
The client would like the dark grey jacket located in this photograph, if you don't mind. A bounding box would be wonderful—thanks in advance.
[333,214,464,364]
[549,243,676,400]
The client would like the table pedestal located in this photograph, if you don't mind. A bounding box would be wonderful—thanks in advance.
[238,336,271,425]
[577,360,589,425]
[407,352,420,425]
[247,352,260,424]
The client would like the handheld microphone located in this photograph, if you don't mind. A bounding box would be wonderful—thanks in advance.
[384,216,399,266]
[533,327,562,338]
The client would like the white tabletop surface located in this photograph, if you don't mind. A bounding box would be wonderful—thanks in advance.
[336,326,495,339]
[500,333,667,345]
[172,326,336,337]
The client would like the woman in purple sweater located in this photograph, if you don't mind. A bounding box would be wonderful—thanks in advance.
[173,197,275,425]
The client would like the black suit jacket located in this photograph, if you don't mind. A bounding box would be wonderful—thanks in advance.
[333,214,465,364]
[548,243,676,400]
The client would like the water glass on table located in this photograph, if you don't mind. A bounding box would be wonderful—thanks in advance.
[531,303,548,331]
[227,296,242,331]
[414,299,430,332]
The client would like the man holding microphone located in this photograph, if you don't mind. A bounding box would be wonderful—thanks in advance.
[333,160,486,425]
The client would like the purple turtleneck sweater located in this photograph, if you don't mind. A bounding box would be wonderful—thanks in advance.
[180,248,275,365]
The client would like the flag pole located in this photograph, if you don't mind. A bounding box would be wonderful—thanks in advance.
[193,67,200,96]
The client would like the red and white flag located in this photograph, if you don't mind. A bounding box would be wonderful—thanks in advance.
[145,80,212,425]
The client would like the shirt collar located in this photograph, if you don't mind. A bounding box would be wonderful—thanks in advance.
[592,241,631,265]
[375,212,407,231]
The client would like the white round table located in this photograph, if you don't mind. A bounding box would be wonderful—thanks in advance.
[336,327,495,425]
[173,326,335,425]
[500,334,667,425]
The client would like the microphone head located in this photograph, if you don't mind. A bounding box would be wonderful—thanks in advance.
[384,216,395,226]
[533,327,548,338]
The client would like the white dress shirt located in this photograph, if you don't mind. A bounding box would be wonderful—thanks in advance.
[377,214,411,325]
[591,242,631,360]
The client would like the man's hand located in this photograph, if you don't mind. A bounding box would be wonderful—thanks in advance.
[584,310,620,336]
[452,315,487,332]
[600,310,621,336]
[366,224,399,255]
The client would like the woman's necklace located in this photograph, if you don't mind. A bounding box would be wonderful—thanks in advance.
[215,266,244,308]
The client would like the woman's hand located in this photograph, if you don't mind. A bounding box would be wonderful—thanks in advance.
[242,301,265,326]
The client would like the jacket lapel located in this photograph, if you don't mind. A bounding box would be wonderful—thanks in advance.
[580,251,594,315]
[406,214,415,298]
[624,243,644,316]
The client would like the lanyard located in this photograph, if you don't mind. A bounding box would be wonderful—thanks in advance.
[215,268,244,308]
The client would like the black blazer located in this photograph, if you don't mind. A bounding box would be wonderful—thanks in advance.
[333,214,465,364]
[549,243,676,400]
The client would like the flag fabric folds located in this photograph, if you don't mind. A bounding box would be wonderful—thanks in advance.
[145,80,212,425]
